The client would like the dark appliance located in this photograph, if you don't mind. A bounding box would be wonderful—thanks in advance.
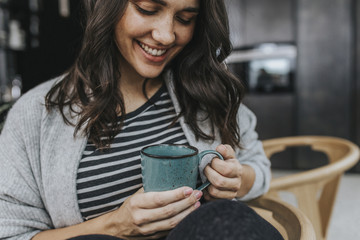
[227,42,298,169]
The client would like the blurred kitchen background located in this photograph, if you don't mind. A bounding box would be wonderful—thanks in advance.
[0,0,359,239]
[0,0,359,172]
[224,0,360,173]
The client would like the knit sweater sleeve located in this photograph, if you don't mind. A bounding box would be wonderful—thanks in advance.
[0,84,54,239]
[235,104,271,201]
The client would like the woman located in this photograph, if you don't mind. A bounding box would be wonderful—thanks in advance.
[0,0,280,239]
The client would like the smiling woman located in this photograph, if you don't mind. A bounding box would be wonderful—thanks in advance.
[115,0,199,79]
[0,0,281,239]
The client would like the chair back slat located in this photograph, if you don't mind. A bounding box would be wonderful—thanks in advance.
[262,136,360,240]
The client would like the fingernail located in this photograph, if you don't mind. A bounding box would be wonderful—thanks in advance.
[195,191,203,200]
[194,201,201,208]
[184,188,193,197]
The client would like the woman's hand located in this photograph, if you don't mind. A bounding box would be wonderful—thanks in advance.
[107,187,202,239]
[203,144,255,201]
[32,187,202,240]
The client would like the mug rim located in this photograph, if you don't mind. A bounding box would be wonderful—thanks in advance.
[141,144,199,159]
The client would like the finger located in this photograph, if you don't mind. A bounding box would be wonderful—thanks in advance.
[126,230,170,240]
[210,158,240,178]
[216,144,235,159]
[203,190,217,202]
[136,186,194,209]
[133,190,203,224]
[204,166,240,191]
[138,201,202,235]
[206,158,241,180]
[207,185,238,199]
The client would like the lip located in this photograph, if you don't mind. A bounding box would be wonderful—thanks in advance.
[136,40,169,63]
[138,41,169,52]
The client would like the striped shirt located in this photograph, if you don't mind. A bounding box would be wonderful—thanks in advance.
[76,85,188,220]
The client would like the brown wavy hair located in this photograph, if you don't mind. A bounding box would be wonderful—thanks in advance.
[45,0,245,149]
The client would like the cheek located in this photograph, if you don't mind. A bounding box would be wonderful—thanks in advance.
[114,29,126,55]
[176,26,196,46]
[115,12,148,40]
[115,20,143,54]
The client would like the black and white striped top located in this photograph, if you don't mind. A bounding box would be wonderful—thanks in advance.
[76,85,188,220]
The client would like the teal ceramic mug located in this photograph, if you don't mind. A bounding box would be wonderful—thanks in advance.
[140,144,224,192]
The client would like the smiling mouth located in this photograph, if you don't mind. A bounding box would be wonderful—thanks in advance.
[138,41,167,57]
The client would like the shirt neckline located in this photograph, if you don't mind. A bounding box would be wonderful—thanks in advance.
[119,84,167,120]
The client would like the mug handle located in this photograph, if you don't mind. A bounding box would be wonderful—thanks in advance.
[196,150,224,191]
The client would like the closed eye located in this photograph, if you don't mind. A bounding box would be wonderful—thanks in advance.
[176,16,193,25]
[135,4,157,15]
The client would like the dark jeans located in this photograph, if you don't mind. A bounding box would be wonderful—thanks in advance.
[68,199,283,240]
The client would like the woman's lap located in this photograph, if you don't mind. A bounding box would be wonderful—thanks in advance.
[68,199,283,240]
[167,199,283,240]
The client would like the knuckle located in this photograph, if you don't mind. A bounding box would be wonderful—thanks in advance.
[162,205,176,216]
[127,197,140,210]
[128,200,136,210]
[224,144,232,148]
[168,217,179,229]
[132,215,145,226]
[138,228,154,236]
[208,186,219,196]
[225,144,235,153]
[222,167,233,176]
[153,194,166,206]
[213,177,226,188]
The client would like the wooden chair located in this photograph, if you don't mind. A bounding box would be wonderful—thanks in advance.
[247,196,316,240]
[262,136,360,240]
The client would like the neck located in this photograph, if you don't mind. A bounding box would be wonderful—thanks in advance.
[118,71,163,115]
[119,68,146,93]
[119,72,162,97]
[117,56,164,113]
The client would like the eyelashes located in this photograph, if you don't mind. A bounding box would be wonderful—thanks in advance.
[176,16,192,25]
[134,4,194,25]
[135,5,157,15]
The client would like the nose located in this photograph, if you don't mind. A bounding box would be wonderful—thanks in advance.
[152,18,176,46]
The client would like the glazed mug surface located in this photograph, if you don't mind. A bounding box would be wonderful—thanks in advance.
[140,144,223,192]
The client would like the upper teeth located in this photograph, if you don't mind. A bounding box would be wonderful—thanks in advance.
[140,42,167,56]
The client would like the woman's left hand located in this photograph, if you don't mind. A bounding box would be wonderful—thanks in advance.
[203,144,254,201]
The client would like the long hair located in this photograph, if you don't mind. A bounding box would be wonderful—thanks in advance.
[45,0,245,149]
[172,0,244,148]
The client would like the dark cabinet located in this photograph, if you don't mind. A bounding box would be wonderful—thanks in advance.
[0,0,82,94]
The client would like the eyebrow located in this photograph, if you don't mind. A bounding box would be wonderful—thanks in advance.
[183,7,199,13]
[150,0,167,6]
[150,0,200,13]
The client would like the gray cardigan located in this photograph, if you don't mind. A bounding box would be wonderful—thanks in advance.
[0,74,271,239]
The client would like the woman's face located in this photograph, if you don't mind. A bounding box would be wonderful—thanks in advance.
[115,0,200,79]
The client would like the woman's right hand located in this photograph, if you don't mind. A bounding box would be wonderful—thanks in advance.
[32,187,202,240]
[106,187,203,239]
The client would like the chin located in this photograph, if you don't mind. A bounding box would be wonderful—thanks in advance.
[142,73,163,79]
[137,67,165,79]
